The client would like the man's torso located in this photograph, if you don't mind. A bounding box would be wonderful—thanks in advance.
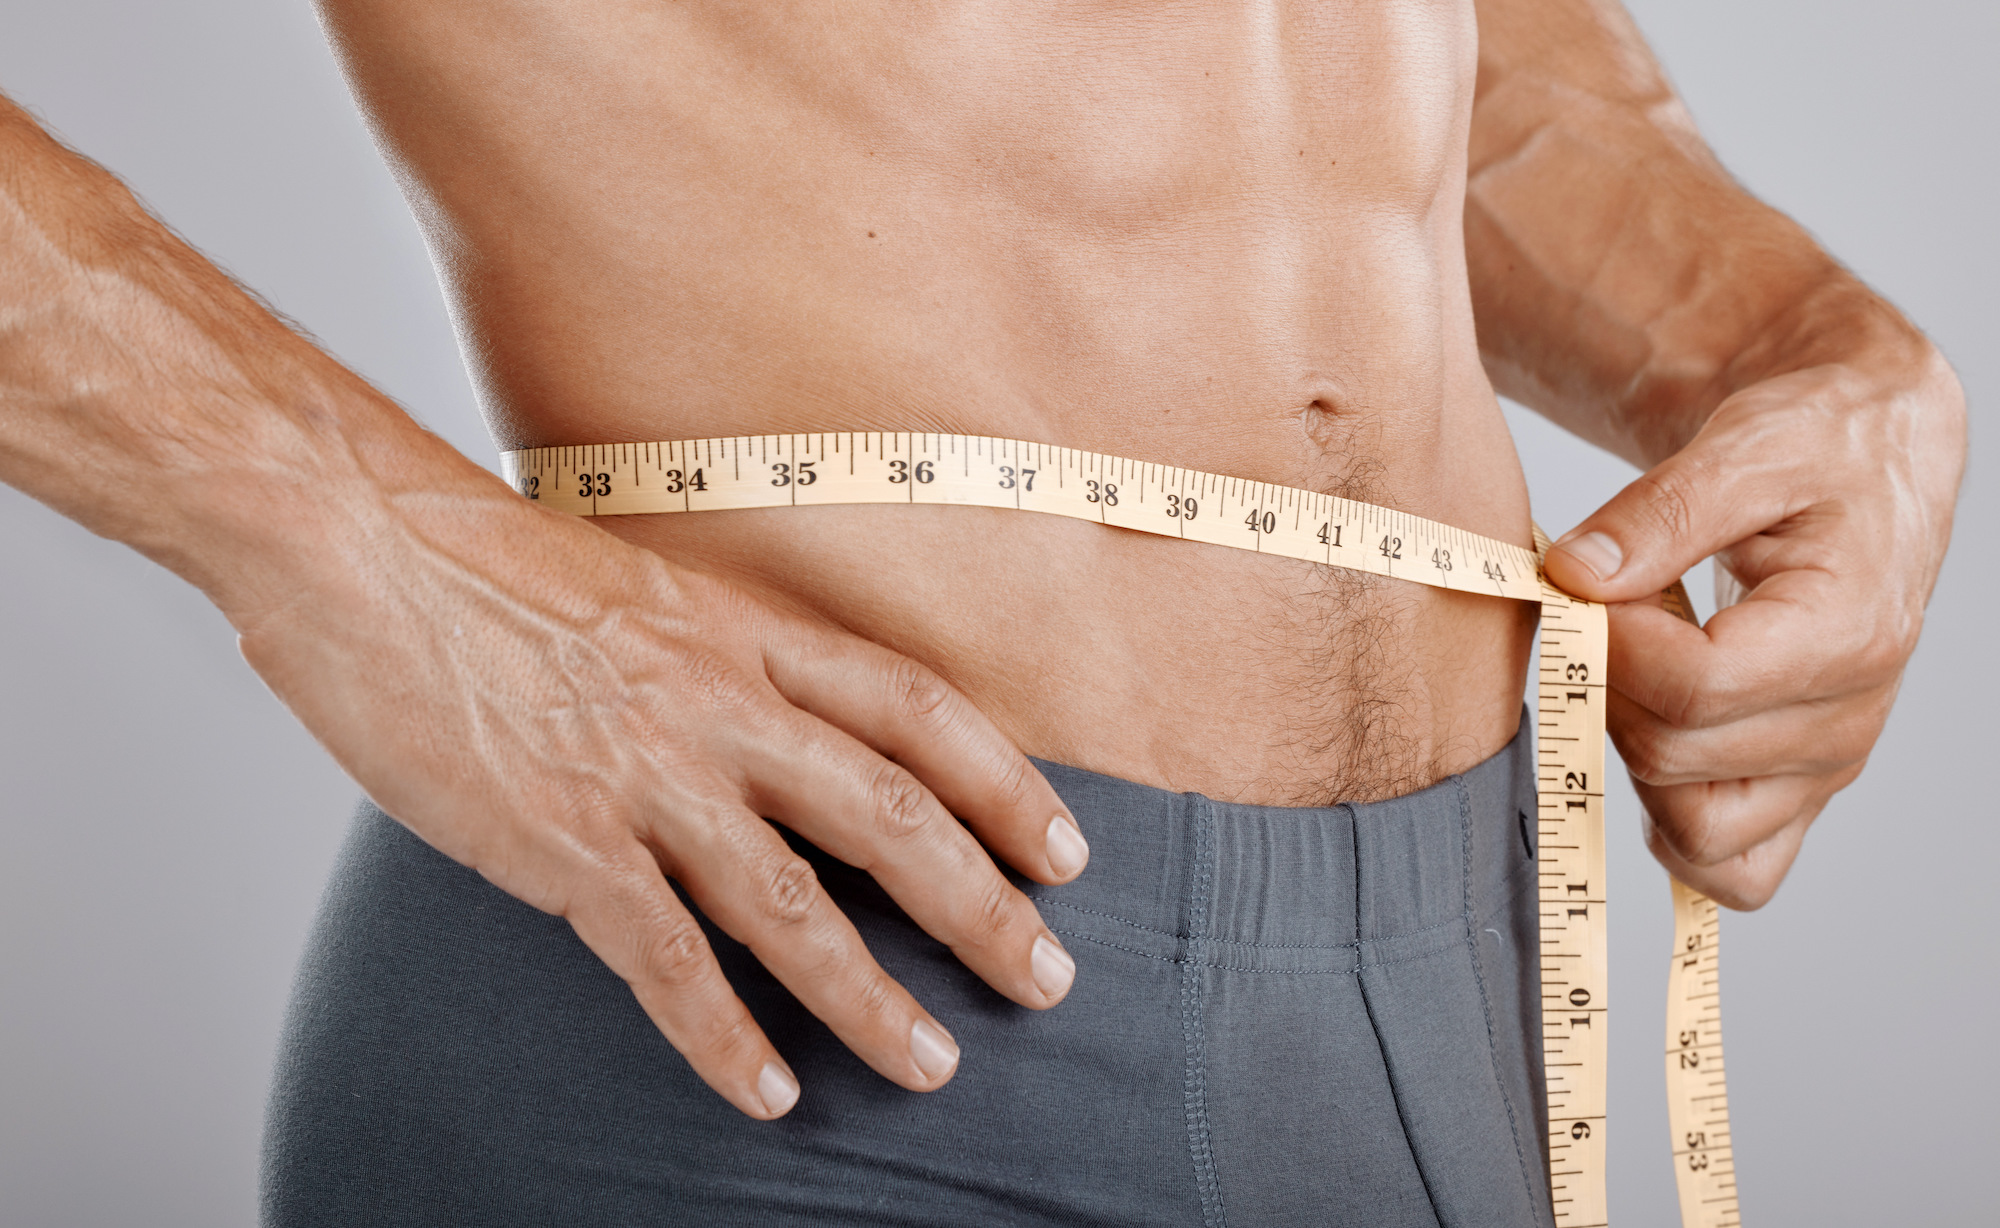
[320,0,1535,804]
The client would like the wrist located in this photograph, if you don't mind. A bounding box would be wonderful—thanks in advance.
[1619,268,1934,466]
[102,372,513,631]
[0,98,531,630]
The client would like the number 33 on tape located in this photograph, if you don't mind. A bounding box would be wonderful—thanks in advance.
[504,432,1742,1228]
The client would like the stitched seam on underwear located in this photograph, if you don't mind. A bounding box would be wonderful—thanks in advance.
[1179,795,1226,1228]
[1040,896,1458,950]
[1350,803,1448,1228]
[1476,854,1540,928]
[1457,774,1541,1220]
[1049,928,1472,977]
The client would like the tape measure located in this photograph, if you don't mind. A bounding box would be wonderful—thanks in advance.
[501,431,1741,1228]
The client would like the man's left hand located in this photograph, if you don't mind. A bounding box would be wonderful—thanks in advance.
[1541,341,1966,908]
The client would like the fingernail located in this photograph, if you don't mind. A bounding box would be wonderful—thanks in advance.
[756,1060,800,1117]
[1556,530,1623,581]
[1045,814,1090,879]
[1031,933,1076,1000]
[909,1018,960,1083]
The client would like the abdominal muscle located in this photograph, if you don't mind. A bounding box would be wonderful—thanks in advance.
[323,0,1537,805]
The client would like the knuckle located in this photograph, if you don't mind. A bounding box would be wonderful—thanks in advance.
[1646,795,1724,865]
[632,914,714,988]
[1706,865,1784,912]
[755,854,822,928]
[888,656,955,728]
[1819,720,1878,772]
[658,567,767,639]
[1671,670,1743,730]
[1849,625,1913,684]
[1684,809,1749,867]
[869,762,938,843]
[987,750,1039,813]
[1616,726,1677,785]
[555,778,645,853]
[965,875,1023,946]
[1734,880,1782,911]
[1628,469,1699,546]
[686,1006,762,1062]
[843,968,902,1028]
[643,793,754,881]
[669,648,765,717]
[1647,813,1700,864]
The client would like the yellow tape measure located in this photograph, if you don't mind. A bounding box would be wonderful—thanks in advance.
[502,431,1741,1227]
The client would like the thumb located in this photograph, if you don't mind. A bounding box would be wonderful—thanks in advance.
[1542,425,1790,603]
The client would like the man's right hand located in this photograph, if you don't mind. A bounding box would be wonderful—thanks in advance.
[229,480,1089,1119]
[0,95,1083,1122]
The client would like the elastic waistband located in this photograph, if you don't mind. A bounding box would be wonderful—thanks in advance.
[1025,708,1538,974]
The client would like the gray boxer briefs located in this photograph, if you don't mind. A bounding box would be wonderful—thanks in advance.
[263,711,1552,1227]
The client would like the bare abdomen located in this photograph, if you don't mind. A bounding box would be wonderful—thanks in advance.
[329,0,1530,800]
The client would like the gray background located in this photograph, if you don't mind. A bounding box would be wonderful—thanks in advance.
[0,1,1991,1224]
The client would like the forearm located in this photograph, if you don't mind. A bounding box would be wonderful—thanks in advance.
[1477,4,1968,908]
[0,95,505,624]
[0,88,1099,1121]
[1466,0,1934,467]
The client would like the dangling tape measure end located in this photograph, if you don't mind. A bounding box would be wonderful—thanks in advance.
[1658,579,1742,1228]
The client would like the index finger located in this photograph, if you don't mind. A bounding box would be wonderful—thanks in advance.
[1607,565,1894,729]
[759,621,1089,885]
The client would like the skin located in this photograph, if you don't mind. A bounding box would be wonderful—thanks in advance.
[1470,0,1964,906]
[0,0,1963,1123]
